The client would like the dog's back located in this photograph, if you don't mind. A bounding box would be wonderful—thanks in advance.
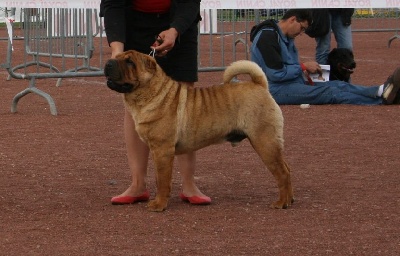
[327,48,356,82]
[223,60,268,89]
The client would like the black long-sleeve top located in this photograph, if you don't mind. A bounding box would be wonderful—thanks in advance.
[100,0,201,45]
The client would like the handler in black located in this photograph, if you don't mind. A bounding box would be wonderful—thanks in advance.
[101,0,211,205]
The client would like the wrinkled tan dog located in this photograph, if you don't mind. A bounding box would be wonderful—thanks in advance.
[104,50,293,212]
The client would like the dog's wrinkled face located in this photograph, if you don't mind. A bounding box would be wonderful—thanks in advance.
[328,48,356,82]
[104,50,157,93]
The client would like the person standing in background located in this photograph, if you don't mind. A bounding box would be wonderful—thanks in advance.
[306,9,355,64]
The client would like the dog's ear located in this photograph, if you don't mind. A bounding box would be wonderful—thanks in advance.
[142,55,157,72]
[328,48,338,59]
[327,48,339,65]
[347,49,355,59]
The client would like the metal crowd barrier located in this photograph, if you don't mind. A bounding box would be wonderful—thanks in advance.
[1,8,399,115]
[352,8,400,47]
[2,8,106,115]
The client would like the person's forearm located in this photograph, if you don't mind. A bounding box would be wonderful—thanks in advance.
[110,42,124,58]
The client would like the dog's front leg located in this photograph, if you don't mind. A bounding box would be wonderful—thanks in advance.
[147,149,175,212]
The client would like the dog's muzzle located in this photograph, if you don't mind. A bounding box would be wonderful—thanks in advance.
[104,59,122,81]
[106,80,133,93]
[342,61,356,73]
[104,59,133,93]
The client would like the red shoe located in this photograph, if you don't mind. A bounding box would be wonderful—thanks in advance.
[111,190,150,205]
[179,193,211,205]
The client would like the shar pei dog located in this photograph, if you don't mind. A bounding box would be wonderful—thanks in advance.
[104,50,293,212]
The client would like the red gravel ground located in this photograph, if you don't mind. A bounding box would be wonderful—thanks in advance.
[1,26,400,255]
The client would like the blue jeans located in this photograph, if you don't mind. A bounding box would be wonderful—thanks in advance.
[269,81,382,105]
[315,11,353,64]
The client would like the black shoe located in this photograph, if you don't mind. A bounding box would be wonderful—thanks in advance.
[382,67,400,105]
[393,90,400,104]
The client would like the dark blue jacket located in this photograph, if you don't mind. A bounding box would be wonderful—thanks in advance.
[250,19,306,86]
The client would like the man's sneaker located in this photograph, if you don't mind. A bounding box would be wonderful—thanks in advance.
[382,67,400,105]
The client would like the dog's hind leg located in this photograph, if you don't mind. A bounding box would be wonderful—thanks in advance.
[249,136,293,209]
[147,148,175,212]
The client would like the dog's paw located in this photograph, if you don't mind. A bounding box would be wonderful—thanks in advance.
[270,201,288,209]
[147,199,168,212]
[270,196,294,209]
[270,202,287,209]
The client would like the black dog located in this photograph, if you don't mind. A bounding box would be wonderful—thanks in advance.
[327,48,356,82]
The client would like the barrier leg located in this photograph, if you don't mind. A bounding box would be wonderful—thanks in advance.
[56,60,102,87]
[388,34,400,48]
[11,78,58,115]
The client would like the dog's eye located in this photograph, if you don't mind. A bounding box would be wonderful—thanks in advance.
[126,59,136,68]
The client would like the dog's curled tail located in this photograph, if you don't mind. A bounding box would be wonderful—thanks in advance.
[223,60,268,89]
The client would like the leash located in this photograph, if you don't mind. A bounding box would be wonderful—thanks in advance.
[149,34,164,58]
[149,48,156,58]
[301,63,314,85]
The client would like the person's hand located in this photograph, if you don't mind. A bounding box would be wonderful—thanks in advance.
[151,28,179,57]
[110,41,124,58]
[303,61,322,75]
